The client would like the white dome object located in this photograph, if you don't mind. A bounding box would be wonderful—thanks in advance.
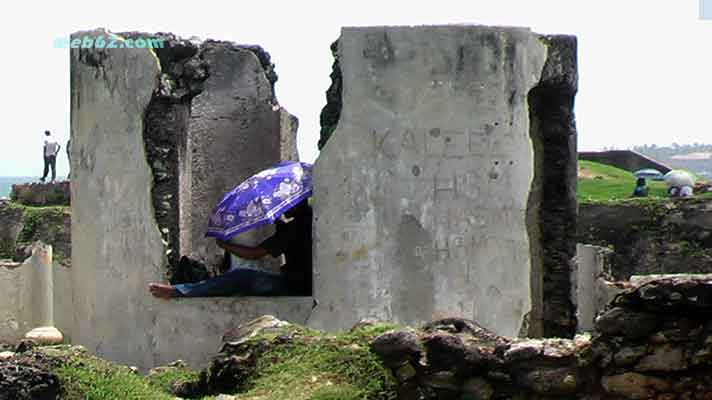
[664,170,695,188]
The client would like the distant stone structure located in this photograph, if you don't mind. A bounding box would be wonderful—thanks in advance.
[578,199,712,280]
[10,182,70,207]
[579,149,672,174]
[0,201,70,265]
[310,26,578,338]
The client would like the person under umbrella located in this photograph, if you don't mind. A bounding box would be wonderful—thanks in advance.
[632,177,648,197]
[149,162,313,298]
[664,170,696,198]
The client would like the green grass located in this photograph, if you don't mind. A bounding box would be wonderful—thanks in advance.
[48,346,207,400]
[229,323,399,400]
[48,322,398,400]
[57,355,175,399]
[577,160,712,203]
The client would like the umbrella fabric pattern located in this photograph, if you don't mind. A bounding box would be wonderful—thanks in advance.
[206,162,312,241]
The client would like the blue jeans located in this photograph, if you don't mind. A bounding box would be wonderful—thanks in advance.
[173,267,289,297]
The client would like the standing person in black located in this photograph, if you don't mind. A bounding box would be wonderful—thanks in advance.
[149,199,312,298]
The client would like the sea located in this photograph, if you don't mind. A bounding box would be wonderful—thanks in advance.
[0,177,35,198]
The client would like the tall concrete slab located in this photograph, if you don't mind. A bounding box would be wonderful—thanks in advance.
[70,30,165,367]
[310,26,577,337]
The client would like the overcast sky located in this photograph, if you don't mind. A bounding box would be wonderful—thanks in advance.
[0,0,709,177]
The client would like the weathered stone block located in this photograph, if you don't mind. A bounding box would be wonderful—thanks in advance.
[601,372,670,400]
[310,25,578,337]
[186,41,294,271]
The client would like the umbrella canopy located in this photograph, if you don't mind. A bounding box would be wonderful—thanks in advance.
[206,161,313,241]
[633,168,664,181]
[664,170,695,188]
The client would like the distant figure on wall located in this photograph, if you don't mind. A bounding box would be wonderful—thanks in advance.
[66,139,71,180]
[632,177,648,197]
[40,130,61,183]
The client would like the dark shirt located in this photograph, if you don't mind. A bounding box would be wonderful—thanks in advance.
[260,208,312,295]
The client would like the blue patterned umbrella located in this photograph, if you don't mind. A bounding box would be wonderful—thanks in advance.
[206,161,312,241]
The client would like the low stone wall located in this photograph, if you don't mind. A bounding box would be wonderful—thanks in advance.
[573,244,622,332]
[149,297,314,368]
[10,182,70,207]
[0,243,54,343]
[578,198,712,280]
[579,150,672,174]
[370,277,712,399]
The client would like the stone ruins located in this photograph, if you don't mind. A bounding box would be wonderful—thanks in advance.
[309,26,577,338]
[2,25,580,370]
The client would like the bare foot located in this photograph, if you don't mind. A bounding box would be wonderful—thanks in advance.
[149,283,178,299]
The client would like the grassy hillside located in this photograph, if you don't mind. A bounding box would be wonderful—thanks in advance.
[577,160,710,203]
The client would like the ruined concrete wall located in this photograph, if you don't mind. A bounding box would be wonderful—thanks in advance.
[311,26,577,337]
[69,29,309,369]
[115,34,298,277]
[573,244,622,332]
[279,108,300,162]
[119,32,208,274]
[0,260,34,342]
[70,29,167,367]
[0,243,55,343]
[187,42,294,271]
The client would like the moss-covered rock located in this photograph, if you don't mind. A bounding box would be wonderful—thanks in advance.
[174,316,398,400]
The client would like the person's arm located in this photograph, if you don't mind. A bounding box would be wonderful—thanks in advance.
[216,240,268,260]
[55,143,61,156]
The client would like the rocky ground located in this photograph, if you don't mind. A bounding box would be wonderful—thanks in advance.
[0,341,64,400]
[3,277,712,399]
